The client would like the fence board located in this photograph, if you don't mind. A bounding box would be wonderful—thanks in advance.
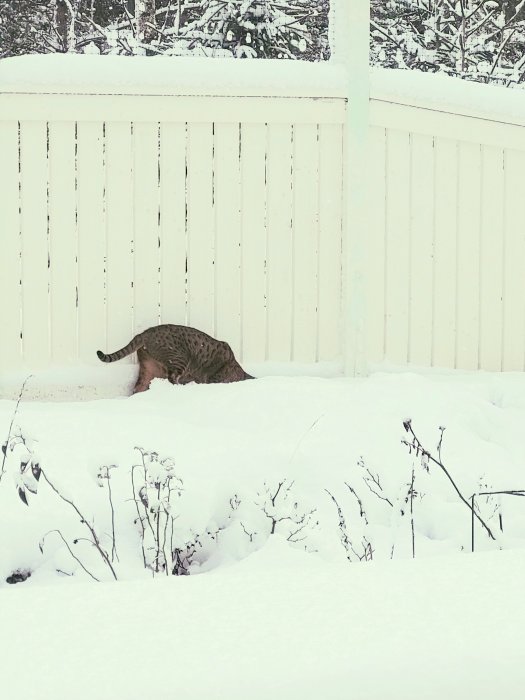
[456,142,481,369]
[240,123,268,362]
[133,122,160,333]
[318,124,344,363]
[479,146,504,371]
[48,121,77,363]
[292,123,319,363]
[266,123,294,361]
[409,133,434,366]
[502,149,525,371]
[432,137,458,369]
[366,126,386,364]
[105,122,134,353]
[186,122,215,335]
[159,122,187,326]
[214,122,242,355]
[384,129,410,364]
[19,121,49,366]
[77,122,105,362]
[0,122,22,366]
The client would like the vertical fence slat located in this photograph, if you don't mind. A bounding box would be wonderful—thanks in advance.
[456,142,481,370]
[432,137,458,369]
[318,124,344,363]
[48,121,77,363]
[0,122,22,367]
[133,122,160,333]
[77,122,105,362]
[20,121,49,367]
[159,122,187,326]
[292,123,319,363]
[479,146,504,371]
[409,133,434,366]
[186,122,215,335]
[105,122,134,353]
[214,122,242,355]
[266,123,293,361]
[385,129,410,364]
[366,125,386,365]
[240,123,267,362]
[502,149,525,371]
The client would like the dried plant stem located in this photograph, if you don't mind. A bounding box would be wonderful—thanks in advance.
[155,482,161,573]
[403,421,495,542]
[410,467,415,559]
[43,529,99,582]
[102,466,119,563]
[1,375,33,483]
[40,469,118,580]
[137,450,157,542]
[131,464,147,568]
[345,482,368,524]
[324,488,369,562]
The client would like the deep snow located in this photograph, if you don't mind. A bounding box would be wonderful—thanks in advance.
[2,539,525,700]
[1,368,525,698]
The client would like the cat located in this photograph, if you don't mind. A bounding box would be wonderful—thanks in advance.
[97,324,253,394]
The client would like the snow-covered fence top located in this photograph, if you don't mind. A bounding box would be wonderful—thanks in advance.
[0,54,348,98]
[371,67,525,135]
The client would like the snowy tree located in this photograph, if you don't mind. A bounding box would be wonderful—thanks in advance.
[2,0,524,83]
[0,1,51,58]
[179,0,329,59]
[55,0,81,52]
[370,0,525,87]
[0,0,330,60]
[135,0,156,44]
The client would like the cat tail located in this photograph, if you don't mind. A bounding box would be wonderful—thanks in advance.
[96,333,144,363]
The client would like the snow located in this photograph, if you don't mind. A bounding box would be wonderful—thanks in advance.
[1,539,525,699]
[371,66,525,127]
[1,368,525,698]
[0,53,348,98]
[3,52,525,126]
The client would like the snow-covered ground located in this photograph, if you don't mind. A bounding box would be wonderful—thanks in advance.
[1,367,525,698]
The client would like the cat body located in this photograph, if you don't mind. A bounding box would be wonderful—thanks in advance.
[97,324,253,393]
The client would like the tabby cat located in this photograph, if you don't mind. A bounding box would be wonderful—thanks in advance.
[97,324,253,394]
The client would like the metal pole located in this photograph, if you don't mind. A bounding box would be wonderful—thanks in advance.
[471,494,475,552]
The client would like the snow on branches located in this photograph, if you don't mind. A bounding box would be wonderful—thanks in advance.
[0,0,330,60]
[370,0,525,87]
[2,1,524,85]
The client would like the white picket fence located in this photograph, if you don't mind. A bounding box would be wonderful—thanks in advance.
[1,57,525,376]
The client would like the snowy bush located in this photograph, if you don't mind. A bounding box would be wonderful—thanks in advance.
[2,425,322,582]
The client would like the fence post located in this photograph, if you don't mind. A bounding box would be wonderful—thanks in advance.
[333,0,370,376]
